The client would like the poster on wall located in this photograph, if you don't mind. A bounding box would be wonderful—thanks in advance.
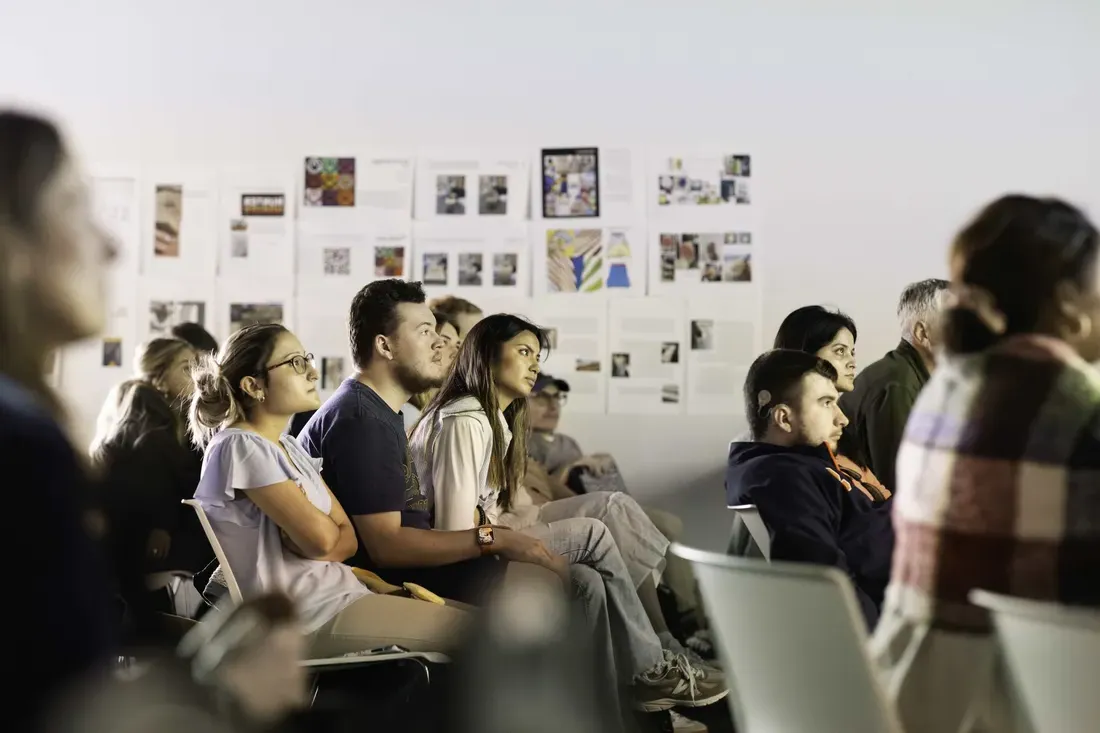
[414,153,528,221]
[653,153,751,207]
[535,146,643,224]
[532,225,646,298]
[215,279,295,338]
[139,278,216,343]
[412,221,530,297]
[218,169,295,280]
[606,298,687,415]
[295,303,353,400]
[540,147,600,219]
[302,156,357,208]
[358,156,415,217]
[525,298,609,414]
[92,174,140,292]
[141,171,217,279]
[685,296,761,415]
[297,221,411,299]
[647,229,753,296]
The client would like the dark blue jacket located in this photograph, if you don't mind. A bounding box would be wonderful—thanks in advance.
[725,441,895,629]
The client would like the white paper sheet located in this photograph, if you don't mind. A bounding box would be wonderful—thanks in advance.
[214,278,297,339]
[296,220,412,301]
[648,228,754,297]
[296,304,355,398]
[525,298,609,414]
[218,169,295,280]
[606,299,687,415]
[414,153,528,221]
[92,174,140,293]
[412,221,530,298]
[651,152,752,209]
[137,278,217,343]
[535,147,641,223]
[359,156,414,217]
[685,296,762,415]
[532,223,647,298]
[141,170,217,279]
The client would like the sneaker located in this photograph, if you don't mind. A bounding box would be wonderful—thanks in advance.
[670,711,708,732]
[667,637,722,674]
[633,650,729,712]
[685,629,715,660]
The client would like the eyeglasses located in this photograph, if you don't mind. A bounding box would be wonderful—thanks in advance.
[534,392,568,406]
[265,353,315,376]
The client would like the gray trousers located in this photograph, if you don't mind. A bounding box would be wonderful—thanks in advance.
[524,517,664,683]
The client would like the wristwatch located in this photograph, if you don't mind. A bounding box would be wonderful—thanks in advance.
[476,525,495,554]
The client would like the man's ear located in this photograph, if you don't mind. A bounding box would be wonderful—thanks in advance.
[375,333,395,362]
[772,404,794,434]
[912,320,930,349]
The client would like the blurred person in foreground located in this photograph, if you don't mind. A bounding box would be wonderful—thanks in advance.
[0,110,119,729]
[872,195,1100,733]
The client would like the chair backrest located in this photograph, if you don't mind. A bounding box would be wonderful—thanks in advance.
[673,543,902,733]
[727,504,770,560]
[181,499,243,604]
[970,589,1100,732]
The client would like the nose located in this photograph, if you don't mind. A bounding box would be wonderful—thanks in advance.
[836,405,849,427]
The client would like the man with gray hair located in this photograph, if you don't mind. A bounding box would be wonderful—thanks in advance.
[838,278,949,491]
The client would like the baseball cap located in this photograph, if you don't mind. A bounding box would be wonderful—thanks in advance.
[532,374,570,394]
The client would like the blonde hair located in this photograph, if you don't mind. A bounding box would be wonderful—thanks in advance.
[428,295,482,318]
[189,323,286,449]
[135,337,193,390]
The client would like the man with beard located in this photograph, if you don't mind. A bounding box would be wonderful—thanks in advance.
[300,280,554,604]
[725,349,895,629]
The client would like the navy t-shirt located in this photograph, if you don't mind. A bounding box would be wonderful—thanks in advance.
[298,379,431,570]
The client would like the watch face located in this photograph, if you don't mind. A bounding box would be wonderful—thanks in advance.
[477,526,493,545]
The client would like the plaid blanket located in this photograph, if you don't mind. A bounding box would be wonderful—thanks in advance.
[888,334,1100,631]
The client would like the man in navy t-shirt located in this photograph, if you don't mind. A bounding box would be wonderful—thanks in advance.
[299,279,550,603]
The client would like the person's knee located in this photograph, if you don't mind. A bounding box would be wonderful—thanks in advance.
[571,516,613,548]
[570,563,606,603]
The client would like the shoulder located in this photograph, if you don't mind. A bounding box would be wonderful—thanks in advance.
[0,376,60,442]
[207,429,279,462]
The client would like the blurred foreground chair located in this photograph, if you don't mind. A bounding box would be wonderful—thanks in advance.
[673,544,902,733]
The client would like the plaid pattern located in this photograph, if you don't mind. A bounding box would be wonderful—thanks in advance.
[888,334,1100,631]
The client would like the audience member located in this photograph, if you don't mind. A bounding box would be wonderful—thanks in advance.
[403,308,461,433]
[410,313,727,714]
[525,373,699,621]
[839,278,948,490]
[172,321,219,355]
[0,110,120,729]
[91,339,211,575]
[189,322,468,656]
[871,195,1100,733]
[771,305,889,497]
[428,294,484,339]
[727,349,895,628]
[299,280,561,604]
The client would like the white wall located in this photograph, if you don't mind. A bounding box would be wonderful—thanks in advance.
[3,1,1098,518]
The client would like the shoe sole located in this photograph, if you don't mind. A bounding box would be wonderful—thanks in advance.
[633,688,729,712]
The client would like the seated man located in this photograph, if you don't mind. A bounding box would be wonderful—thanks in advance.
[525,374,697,619]
[839,278,948,491]
[726,349,895,629]
[300,279,553,605]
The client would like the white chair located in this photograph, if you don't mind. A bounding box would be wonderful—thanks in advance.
[180,499,450,673]
[672,543,903,733]
[727,503,771,560]
[971,589,1100,733]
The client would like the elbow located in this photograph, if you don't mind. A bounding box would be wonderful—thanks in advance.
[359,535,396,568]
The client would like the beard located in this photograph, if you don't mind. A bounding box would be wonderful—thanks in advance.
[395,359,445,395]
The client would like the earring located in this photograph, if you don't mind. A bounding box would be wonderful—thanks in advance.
[257,394,266,403]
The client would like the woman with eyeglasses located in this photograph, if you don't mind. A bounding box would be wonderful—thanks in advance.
[190,323,468,656]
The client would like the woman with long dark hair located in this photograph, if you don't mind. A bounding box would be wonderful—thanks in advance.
[0,109,118,727]
[409,314,727,714]
[767,305,891,500]
[189,323,468,657]
[871,195,1100,733]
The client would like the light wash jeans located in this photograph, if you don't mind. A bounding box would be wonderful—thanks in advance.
[523,517,664,683]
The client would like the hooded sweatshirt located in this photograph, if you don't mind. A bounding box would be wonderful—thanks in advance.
[725,441,895,628]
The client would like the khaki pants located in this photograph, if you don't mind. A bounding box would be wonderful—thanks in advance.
[309,561,559,657]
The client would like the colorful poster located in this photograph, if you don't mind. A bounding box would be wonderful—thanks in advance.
[303,156,356,207]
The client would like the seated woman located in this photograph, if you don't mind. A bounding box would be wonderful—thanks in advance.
[189,322,468,656]
[871,195,1100,733]
[768,305,890,500]
[91,338,212,579]
[409,314,726,713]
[402,309,462,435]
